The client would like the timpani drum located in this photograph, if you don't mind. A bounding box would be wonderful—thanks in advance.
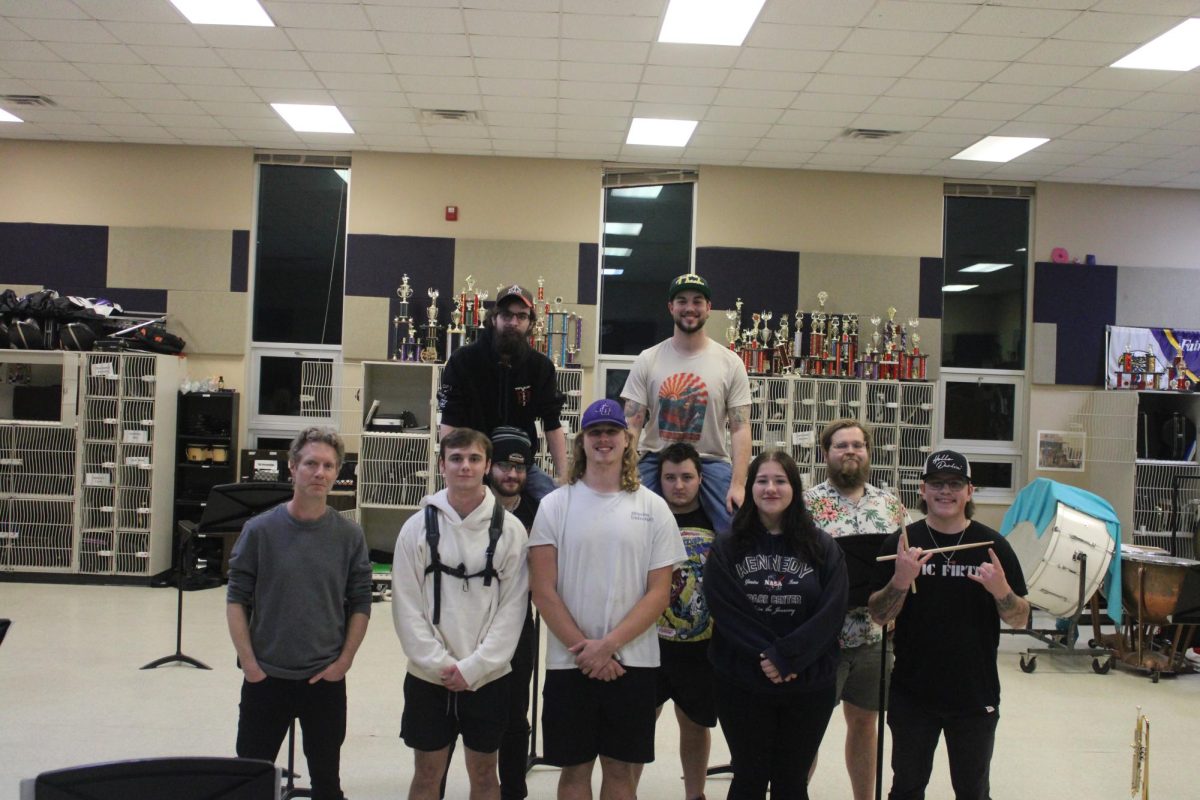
[1005,502,1116,618]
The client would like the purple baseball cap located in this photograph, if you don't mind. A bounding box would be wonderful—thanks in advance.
[580,398,627,430]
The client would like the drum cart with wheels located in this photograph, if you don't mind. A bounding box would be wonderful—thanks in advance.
[1010,551,1117,675]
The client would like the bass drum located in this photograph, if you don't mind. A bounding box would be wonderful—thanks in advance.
[1005,502,1115,618]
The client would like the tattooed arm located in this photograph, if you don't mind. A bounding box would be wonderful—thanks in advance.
[969,548,1031,628]
[726,404,751,513]
[624,399,647,450]
[869,531,931,625]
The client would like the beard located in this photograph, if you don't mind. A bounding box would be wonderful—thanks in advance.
[493,326,530,360]
[828,457,870,490]
[674,314,706,334]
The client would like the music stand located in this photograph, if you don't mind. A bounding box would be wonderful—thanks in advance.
[141,483,293,670]
[831,533,893,800]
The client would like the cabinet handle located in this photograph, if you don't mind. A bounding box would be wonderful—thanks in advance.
[101,462,116,469]
[100,506,115,513]
[103,418,118,425]
[0,531,18,539]
[136,507,151,514]
[0,458,21,466]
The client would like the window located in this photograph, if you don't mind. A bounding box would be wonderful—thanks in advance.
[598,177,696,356]
[941,195,1029,370]
[253,164,348,345]
[938,189,1033,501]
[248,160,349,440]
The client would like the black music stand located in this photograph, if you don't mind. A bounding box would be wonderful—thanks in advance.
[141,483,293,671]
[831,533,892,800]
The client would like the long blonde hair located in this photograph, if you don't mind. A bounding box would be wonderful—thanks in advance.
[568,429,641,492]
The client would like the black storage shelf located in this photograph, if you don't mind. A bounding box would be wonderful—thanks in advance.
[174,391,238,529]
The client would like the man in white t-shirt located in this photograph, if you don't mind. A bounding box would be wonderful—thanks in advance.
[622,273,752,534]
[529,398,686,800]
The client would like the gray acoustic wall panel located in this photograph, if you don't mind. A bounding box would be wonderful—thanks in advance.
[1116,265,1200,329]
[1032,322,1058,385]
[108,227,233,291]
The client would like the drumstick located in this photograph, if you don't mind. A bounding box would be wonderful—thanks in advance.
[876,540,993,562]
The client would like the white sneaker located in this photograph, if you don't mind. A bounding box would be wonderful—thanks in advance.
[1185,648,1200,666]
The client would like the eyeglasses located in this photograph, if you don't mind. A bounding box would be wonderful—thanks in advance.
[926,478,968,492]
[494,462,527,474]
[830,441,867,451]
[497,310,532,323]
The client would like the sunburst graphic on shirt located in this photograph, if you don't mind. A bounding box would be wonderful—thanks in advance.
[657,372,708,442]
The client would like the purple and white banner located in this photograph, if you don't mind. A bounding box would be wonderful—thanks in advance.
[1106,325,1200,388]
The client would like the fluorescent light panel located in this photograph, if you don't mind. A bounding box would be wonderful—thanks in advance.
[952,136,1048,163]
[169,0,273,26]
[271,103,354,134]
[959,263,1011,273]
[659,0,767,46]
[0,108,22,123]
[602,268,625,276]
[604,247,633,257]
[942,284,979,293]
[626,118,698,147]
[604,222,643,236]
[1112,19,1200,71]
[610,186,663,199]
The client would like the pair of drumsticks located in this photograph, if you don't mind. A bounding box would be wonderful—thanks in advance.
[876,540,994,593]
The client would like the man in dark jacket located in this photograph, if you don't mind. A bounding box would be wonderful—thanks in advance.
[439,284,565,499]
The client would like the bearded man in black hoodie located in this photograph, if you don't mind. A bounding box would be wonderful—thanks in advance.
[439,284,566,499]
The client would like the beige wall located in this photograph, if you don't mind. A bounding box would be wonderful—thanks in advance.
[1034,181,1200,270]
[348,152,602,242]
[0,141,254,229]
[697,166,944,255]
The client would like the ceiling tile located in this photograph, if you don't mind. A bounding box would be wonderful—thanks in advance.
[642,65,726,87]
[97,22,206,47]
[746,23,853,51]
[469,35,557,60]
[561,13,658,41]
[388,55,473,77]
[725,69,812,92]
[1053,10,1182,43]
[1020,38,1132,67]
[478,77,556,97]
[965,83,1059,104]
[467,10,558,38]
[905,57,1005,82]
[304,51,392,74]
[958,6,1080,37]
[561,80,637,101]
[867,95,955,116]
[1,40,58,60]
[647,43,740,69]
[559,98,630,116]
[805,73,896,96]
[180,84,262,102]
[1046,87,1142,108]
[714,87,797,108]
[560,39,649,64]
[1016,104,1105,124]
[890,77,979,100]
[705,105,783,123]
[636,83,716,105]
[44,41,141,64]
[821,52,919,76]
[267,2,373,30]
[929,34,1039,61]
[294,28,385,53]
[319,71,401,92]
[131,45,224,68]
[10,17,117,43]
[560,61,642,83]
[476,58,557,80]
[398,75,479,95]
[839,28,948,57]
[194,26,295,50]
[363,5,464,34]
[775,108,858,127]
[790,92,874,112]
[482,94,557,113]
[1088,108,1184,129]
[735,48,830,73]
[630,100,708,118]
[3,59,90,80]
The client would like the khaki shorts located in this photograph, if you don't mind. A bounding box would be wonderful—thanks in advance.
[835,639,892,712]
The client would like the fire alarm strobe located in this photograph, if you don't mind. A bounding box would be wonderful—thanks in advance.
[445,205,458,221]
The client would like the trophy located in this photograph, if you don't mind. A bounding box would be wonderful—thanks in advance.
[449,297,465,334]
[420,288,440,363]
[392,274,414,360]
[726,298,743,349]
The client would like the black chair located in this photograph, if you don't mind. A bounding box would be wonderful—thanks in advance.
[21,757,279,800]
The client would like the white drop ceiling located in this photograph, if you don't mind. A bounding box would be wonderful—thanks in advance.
[3,0,1200,189]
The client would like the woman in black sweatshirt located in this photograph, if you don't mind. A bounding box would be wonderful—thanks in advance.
[703,450,848,799]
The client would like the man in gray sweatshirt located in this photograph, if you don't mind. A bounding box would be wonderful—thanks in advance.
[227,427,373,800]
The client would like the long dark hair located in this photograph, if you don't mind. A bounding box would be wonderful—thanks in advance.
[731,450,825,567]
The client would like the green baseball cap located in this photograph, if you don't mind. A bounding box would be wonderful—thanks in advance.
[667,273,711,302]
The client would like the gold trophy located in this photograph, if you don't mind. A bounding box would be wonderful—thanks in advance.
[420,288,440,363]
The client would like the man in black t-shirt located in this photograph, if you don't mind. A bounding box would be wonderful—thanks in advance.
[868,450,1028,800]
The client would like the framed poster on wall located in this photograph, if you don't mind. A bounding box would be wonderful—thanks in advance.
[1037,429,1086,472]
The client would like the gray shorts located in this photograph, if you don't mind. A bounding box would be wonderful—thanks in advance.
[835,639,892,712]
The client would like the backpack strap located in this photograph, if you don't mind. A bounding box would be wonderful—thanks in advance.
[482,500,506,587]
[424,505,444,625]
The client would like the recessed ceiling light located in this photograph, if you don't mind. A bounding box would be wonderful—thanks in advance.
[168,0,274,26]
[659,0,767,46]
[271,103,354,134]
[604,247,633,257]
[604,223,644,236]
[942,284,979,293]
[1112,19,1200,71]
[611,186,663,199]
[0,108,22,123]
[626,118,698,147]
[959,263,1011,273]
[951,136,1048,163]
[602,268,625,276]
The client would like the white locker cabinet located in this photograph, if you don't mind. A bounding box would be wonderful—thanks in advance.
[78,353,180,578]
[537,368,582,474]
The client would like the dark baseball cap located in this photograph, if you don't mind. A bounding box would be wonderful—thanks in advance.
[580,398,627,431]
[496,284,534,309]
[667,273,711,302]
[490,426,533,465]
[922,450,972,482]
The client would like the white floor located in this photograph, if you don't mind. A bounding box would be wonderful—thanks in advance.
[1,582,1196,799]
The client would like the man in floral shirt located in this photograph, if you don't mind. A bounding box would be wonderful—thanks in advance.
[804,418,910,800]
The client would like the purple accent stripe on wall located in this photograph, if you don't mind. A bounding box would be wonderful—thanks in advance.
[231,230,249,292]
[577,243,598,305]
[697,246,799,314]
[918,257,943,319]
[1033,260,1117,386]
[0,222,108,288]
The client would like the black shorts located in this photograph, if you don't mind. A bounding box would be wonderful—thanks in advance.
[400,672,510,754]
[656,639,718,728]
[541,667,658,766]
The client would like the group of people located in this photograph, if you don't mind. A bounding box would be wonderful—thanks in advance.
[224,274,1030,800]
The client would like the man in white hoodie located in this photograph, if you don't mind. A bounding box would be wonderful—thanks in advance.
[393,427,530,800]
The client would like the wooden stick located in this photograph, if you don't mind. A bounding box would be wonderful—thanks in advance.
[876,540,993,562]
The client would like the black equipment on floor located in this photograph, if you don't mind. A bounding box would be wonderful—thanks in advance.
[20,757,279,800]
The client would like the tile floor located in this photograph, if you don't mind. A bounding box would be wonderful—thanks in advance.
[1,582,1197,799]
